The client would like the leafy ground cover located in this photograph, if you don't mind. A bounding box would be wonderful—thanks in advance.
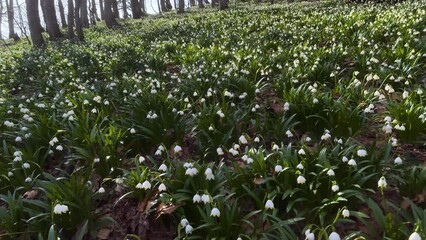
[0,1,426,239]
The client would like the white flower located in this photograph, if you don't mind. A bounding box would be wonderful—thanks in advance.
[254,137,260,142]
[8,172,13,177]
[348,159,357,166]
[297,175,306,184]
[329,232,341,240]
[286,130,294,138]
[394,157,403,165]
[142,181,152,190]
[402,90,409,99]
[296,163,304,170]
[395,124,406,131]
[342,156,348,162]
[408,232,421,240]
[239,135,248,144]
[382,123,393,134]
[185,167,198,177]
[305,137,312,142]
[49,137,59,146]
[216,110,225,118]
[201,194,210,204]
[265,200,275,210]
[205,168,215,180]
[136,183,143,189]
[283,102,290,111]
[210,208,220,217]
[55,145,63,151]
[130,128,136,134]
[193,194,201,203]
[275,165,283,173]
[185,224,193,234]
[53,204,69,214]
[98,187,105,193]
[272,144,279,151]
[378,176,387,189]
[174,145,182,153]
[229,148,239,156]
[327,169,335,176]
[298,149,306,155]
[216,147,224,156]
[332,184,339,192]
[357,149,367,157]
[15,136,22,142]
[342,209,350,218]
[180,218,189,227]
[305,229,315,240]
[25,177,32,183]
[22,163,30,169]
[159,164,168,172]
[321,132,331,141]
[158,183,167,192]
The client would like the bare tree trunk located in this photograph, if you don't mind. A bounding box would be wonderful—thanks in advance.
[130,0,141,18]
[67,0,75,40]
[197,0,204,8]
[75,0,84,41]
[219,0,227,9]
[26,0,45,47]
[211,0,218,7]
[6,0,20,40]
[112,0,119,18]
[81,0,89,27]
[99,0,105,20]
[178,0,184,13]
[0,0,3,40]
[58,0,67,27]
[39,0,48,28]
[122,0,128,18]
[160,0,166,12]
[104,0,118,28]
[140,0,146,15]
[16,0,31,44]
[43,0,63,40]
[165,0,172,10]
[189,0,195,7]
[91,0,99,20]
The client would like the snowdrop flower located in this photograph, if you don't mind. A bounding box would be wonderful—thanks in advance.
[53,204,70,214]
[342,156,348,163]
[327,169,335,176]
[395,124,406,131]
[298,149,306,155]
[321,130,331,141]
[158,183,167,192]
[283,102,290,111]
[329,232,341,240]
[210,208,220,217]
[408,232,421,240]
[93,96,102,103]
[216,110,225,118]
[208,125,214,131]
[174,145,182,153]
[275,165,283,173]
[348,159,357,166]
[141,181,151,190]
[56,145,63,151]
[159,164,168,172]
[296,163,304,170]
[342,209,350,218]
[265,200,275,210]
[305,137,312,142]
[229,148,239,156]
[22,163,30,169]
[402,90,409,99]
[49,137,59,146]
[205,168,215,180]
[201,194,211,204]
[193,194,201,203]
[332,184,339,192]
[130,128,136,134]
[239,135,248,144]
[185,224,193,234]
[297,175,306,184]
[185,167,199,177]
[305,229,315,240]
[394,157,403,165]
[254,137,260,142]
[94,157,100,163]
[286,130,294,138]
[378,176,387,189]
[25,177,32,183]
[357,149,367,157]
[216,147,224,156]
[382,123,392,134]
[15,136,22,142]
[272,144,279,151]
[180,218,189,227]
[98,187,105,194]
[8,172,13,177]
[4,120,15,128]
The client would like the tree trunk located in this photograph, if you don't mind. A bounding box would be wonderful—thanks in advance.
[165,0,172,10]
[140,0,146,15]
[75,0,84,41]
[6,0,20,40]
[130,0,141,19]
[99,0,105,20]
[177,0,184,13]
[0,0,3,40]
[122,0,128,18]
[211,0,218,7]
[26,0,45,47]
[219,0,228,9]
[39,0,48,28]
[104,0,118,28]
[189,0,195,7]
[43,0,63,40]
[197,0,204,8]
[112,0,119,18]
[81,0,89,27]
[91,0,99,20]
[58,0,67,27]
[67,0,75,40]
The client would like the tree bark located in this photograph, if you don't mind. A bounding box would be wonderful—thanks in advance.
[197,0,204,8]
[6,0,20,40]
[211,0,218,7]
[165,0,172,10]
[75,0,84,41]
[122,0,128,18]
[90,0,99,20]
[177,0,184,13]
[140,0,146,15]
[0,0,3,40]
[43,0,63,40]
[130,0,141,19]
[160,0,166,12]
[81,0,89,27]
[26,0,45,47]
[39,0,48,28]
[58,0,67,27]
[112,0,119,18]
[219,0,228,10]
[189,0,195,7]
[104,0,118,28]
[67,0,75,40]
[99,0,105,20]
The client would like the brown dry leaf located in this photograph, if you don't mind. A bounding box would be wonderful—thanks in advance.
[253,177,265,185]
[270,102,284,114]
[401,198,410,210]
[414,191,426,204]
[97,228,112,239]
[156,203,180,219]
[23,190,38,199]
